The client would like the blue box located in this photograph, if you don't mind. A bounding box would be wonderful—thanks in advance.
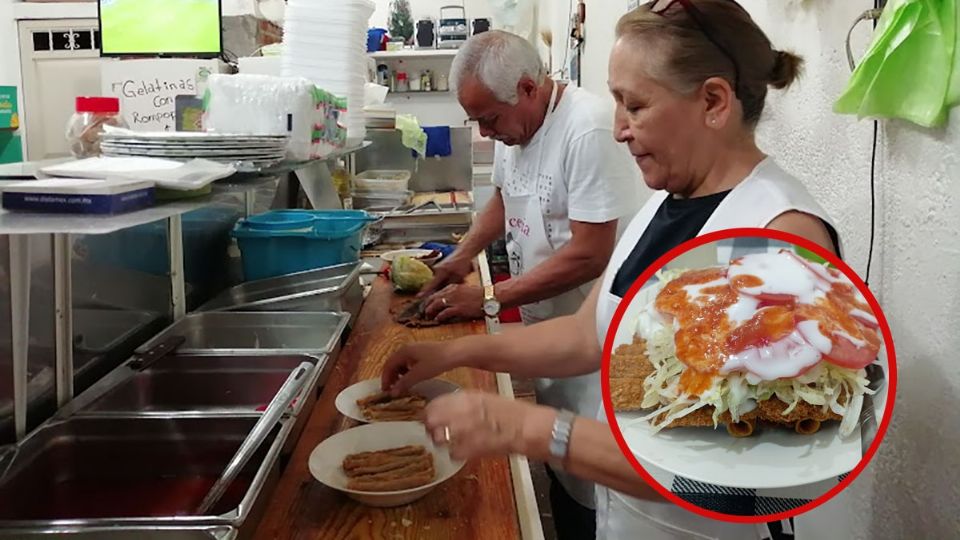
[2,187,154,214]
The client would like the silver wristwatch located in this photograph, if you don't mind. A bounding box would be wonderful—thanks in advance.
[548,409,577,469]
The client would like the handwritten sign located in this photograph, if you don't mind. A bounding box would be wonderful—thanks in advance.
[100,58,222,131]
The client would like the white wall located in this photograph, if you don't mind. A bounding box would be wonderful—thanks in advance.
[553,1,960,537]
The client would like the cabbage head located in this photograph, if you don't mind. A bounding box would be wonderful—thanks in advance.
[391,256,434,292]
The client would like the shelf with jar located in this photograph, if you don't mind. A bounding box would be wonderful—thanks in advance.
[377,66,450,95]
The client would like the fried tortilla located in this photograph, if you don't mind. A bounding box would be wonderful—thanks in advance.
[342,445,426,470]
[342,445,436,492]
[609,339,655,412]
[356,392,427,422]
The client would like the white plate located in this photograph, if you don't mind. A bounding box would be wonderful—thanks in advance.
[102,130,287,142]
[308,421,465,507]
[102,136,287,144]
[612,282,887,489]
[336,377,460,423]
[379,248,442,267]
[101,142,286,150]
[101,148,286,159]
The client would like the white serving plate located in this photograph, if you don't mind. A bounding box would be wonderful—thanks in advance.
[335,377,460,423]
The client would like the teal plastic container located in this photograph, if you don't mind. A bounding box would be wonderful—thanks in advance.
[232,209,375,281]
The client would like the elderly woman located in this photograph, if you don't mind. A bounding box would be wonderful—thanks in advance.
[383,1,843,538]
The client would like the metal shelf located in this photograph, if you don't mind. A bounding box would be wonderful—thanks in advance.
[0,176,279,236]
[388,90,451,96]
[237,141,372,175]
[0,199,212,236]
[370,49,459,59]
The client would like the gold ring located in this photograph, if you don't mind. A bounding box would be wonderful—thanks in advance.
[442,297,449,306]
[443,426,452,443]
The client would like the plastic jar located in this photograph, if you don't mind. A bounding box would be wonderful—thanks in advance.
[396,72,409,93]
[66,97,126,158]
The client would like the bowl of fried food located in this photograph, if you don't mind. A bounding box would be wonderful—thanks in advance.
[336,378,460,423]
[308,421,465,507]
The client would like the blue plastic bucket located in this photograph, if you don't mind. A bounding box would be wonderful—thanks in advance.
[232,210,374,281]
[367,28,389,52]
[245,210,317,232]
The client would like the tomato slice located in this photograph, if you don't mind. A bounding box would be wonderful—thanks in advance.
[822,331,880,369]
[730,273,797,305]
[795,304,879,370]
[850,309,880,329]
[780,249,835,290]
[753,293,797,306]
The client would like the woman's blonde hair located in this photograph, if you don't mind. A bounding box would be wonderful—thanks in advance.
[616,0,802,126]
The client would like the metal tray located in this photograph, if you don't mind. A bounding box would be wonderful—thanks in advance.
[136,312,349,357]
[196,262,363,321]
[59,350,327,460]
[0,415,291,539]
[68,353,326,419]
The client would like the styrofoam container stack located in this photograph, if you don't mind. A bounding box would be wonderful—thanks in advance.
[281,0,375,146]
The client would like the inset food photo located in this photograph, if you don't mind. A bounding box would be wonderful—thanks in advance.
[602,230,896,519]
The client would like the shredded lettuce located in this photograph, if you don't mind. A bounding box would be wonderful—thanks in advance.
[630,317,876,437]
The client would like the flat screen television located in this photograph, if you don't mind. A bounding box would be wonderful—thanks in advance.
[98,0,222,57]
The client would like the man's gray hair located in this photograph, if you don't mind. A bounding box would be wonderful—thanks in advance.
[450,30,547,105]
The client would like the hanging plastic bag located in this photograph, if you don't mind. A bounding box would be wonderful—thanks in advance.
[395,114,427,158]
[834,0,958,128]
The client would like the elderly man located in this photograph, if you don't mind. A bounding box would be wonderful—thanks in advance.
[416,30,640,539]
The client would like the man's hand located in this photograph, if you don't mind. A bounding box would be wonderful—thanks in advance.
[417,255,474,298]
[380,342,452,395]
[423,284,484,322]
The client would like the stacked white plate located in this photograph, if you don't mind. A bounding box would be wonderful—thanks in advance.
[281,0,375,145]
[100,132,288,168]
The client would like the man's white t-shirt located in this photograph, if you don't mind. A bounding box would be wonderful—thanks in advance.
[492,85,642,245]
[490,84,643,509]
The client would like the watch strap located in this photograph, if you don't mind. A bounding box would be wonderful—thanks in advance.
[548,409,577,468]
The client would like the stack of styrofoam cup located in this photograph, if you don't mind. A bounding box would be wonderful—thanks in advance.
[282,0,375,146]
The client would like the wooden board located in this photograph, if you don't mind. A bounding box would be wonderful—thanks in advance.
[253,276,523,540]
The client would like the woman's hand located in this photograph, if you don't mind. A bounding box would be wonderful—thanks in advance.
[380,342,452,395]
[423,390,556,462]
[424,391,659,500]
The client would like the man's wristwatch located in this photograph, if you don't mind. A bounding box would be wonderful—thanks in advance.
[482,284,502,317]
[548,409,577,469]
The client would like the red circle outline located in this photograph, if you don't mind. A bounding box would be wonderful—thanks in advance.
[600,227,898,524]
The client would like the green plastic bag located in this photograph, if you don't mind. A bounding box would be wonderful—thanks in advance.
[835,0,959,127]
[395,113,427,158]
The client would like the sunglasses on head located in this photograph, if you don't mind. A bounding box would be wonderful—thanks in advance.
[648,0,745,97]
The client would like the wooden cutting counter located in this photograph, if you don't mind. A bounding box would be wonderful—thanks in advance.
[253,275,541,540]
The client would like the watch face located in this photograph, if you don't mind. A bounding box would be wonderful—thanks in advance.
[483,299,501,317]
